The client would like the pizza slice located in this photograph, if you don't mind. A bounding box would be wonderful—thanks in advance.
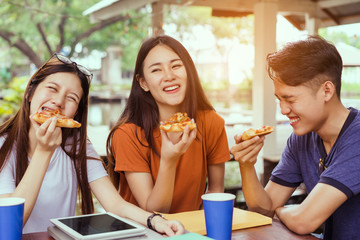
[241,125,274,141]
[32,107,81,128]
[159,112,196,132]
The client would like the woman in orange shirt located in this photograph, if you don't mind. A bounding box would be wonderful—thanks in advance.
[107,35,230,213]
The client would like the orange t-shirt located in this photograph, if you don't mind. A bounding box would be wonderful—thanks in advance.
[111,110,230,213]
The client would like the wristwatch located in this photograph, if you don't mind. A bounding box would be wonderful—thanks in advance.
[147,213,165,231]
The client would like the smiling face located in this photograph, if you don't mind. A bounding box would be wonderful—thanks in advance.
[273,78,327,136]
[138,44,187,117]
[30,72,83,119]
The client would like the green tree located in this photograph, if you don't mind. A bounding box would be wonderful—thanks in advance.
[0,1,153,121]
[319,28,360,48]
[0,0,150,70]
[0,75,27,122]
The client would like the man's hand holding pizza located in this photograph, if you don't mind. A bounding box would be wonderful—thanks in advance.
[231,126,274,168]
[231,135,265,168]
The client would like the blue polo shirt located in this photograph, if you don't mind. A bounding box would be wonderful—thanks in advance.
[270,107,360,240]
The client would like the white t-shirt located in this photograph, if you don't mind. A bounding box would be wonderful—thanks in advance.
[0,136,108,233]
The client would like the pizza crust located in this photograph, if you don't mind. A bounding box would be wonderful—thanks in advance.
[241,126,274,141]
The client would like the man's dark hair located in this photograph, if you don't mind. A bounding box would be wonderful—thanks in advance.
[266,35,343,97]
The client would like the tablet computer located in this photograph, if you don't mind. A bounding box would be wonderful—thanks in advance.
[50,212,146,240]
[47,225,164,240]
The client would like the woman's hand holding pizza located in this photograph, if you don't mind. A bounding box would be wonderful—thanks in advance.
[30,113,62,153]
[160,124,197,164]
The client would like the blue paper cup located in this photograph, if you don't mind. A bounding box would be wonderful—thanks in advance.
[202,193,235,240]
[0,197,25,240]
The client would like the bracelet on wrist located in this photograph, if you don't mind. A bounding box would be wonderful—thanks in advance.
[147,213,165,231]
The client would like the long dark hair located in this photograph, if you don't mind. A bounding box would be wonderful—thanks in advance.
[0,56,94,214]
[106,35,213,187]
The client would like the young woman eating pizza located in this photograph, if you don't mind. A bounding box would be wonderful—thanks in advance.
[106,35,231,213]
[0,53,184,235]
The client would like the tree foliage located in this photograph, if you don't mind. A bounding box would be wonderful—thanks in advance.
[319,28,360,48]
[0,1,254,73]
[0,0,151,70]
[0,0,153,121]
[0,75,27,122]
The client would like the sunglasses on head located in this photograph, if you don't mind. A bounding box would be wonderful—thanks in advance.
[52,53,93,81]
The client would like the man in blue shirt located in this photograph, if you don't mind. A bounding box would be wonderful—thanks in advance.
[231,35,360,239]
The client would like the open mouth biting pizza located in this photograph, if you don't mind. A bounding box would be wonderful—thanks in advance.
[241,125,274,141]
[32,107,81,128]
[159,112,196,132]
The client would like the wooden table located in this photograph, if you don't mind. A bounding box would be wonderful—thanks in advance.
[23,219,320,240]
[231,219,320,239]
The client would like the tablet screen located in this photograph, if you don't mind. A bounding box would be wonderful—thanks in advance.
[58,213,136,236]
